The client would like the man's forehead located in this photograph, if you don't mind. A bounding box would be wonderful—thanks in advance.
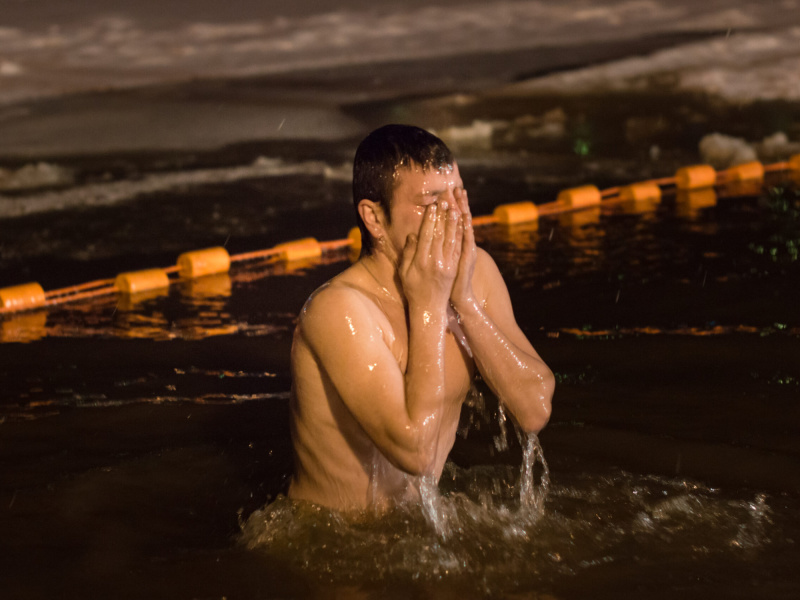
[392,161,459,190]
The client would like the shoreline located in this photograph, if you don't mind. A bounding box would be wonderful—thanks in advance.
[1,0,799,164]
[0,30,723,162]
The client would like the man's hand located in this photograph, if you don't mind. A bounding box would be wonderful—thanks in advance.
[450,187,477,309]
[399,201,463,309]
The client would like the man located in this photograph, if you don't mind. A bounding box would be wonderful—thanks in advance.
[289,124,554,511]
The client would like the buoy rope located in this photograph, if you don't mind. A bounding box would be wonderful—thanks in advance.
[2,156,798,316]
[45,285,119,307]
[44,278,116,299]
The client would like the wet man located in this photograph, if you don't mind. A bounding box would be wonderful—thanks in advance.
[289,125,554,511]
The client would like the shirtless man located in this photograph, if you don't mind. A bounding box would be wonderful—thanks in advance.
[289,125,554,511]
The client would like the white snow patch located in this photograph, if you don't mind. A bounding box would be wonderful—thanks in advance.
[499,28,800,103]
[0,60,22,76]
[0,162,74,191]
[0,0,785,105]
[699,131,800,168]
[0,157,341,218]
[699,133,757,169]
[434,120,499,151]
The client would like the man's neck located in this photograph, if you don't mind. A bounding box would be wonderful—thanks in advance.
[359,252,406,308]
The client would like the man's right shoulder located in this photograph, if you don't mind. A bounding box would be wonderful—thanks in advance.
[297,278,379,340]
[295,278,391,366]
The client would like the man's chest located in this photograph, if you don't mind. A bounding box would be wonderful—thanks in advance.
[376,304,474,391]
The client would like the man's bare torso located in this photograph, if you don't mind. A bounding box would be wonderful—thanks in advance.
[288,261,474,510]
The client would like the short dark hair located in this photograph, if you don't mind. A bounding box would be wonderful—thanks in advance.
[353,124,454,255]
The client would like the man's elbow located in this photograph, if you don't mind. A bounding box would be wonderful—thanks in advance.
[396,448,437,477]
[383,432,438,476]
[517,367,555,434]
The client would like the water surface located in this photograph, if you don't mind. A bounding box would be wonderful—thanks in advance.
[2,93,800,598]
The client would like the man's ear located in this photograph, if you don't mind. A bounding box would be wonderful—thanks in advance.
[357,199,387,239]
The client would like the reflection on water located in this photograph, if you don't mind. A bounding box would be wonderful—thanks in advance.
[749,186,800,268]
[617,196,660,215]
[675,188,718,219]
[4,252,346,342]
[181,272,232,300]
[0,310,47,342]
[558,207,601,232]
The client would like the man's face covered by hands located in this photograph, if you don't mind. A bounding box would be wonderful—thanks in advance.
[380,161,465,263]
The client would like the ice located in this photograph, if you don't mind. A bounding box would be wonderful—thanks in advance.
[757,131,800,161]
[0,60,22,76]
[434,121,497,151]
[500,27,800,103]
[3,1,800,106]
[0,157,336,218]
[699,133,757,169]
[699,131,800,168]
[0,162,74,192]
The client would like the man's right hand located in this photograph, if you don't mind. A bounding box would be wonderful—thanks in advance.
[399,201,463,309]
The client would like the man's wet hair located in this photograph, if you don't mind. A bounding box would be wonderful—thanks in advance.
[353,124,454,255]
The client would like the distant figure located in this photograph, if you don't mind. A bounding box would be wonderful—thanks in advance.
[289,125,554,511]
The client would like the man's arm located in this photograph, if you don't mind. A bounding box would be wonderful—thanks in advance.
[299,202,462,474]
[450,190,554,432]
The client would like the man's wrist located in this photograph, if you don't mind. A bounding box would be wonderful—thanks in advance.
[408,302,449,326]
[450,295,482,318]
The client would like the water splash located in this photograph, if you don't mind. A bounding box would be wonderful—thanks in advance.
[417,473,452,539]
[412,384,552,538]
[494,402,509,452]
[517,431,550,516]
[457,384,486,438]
[239,392,782,596]
[240,469,782,596]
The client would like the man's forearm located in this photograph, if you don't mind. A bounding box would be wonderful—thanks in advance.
[403,303,450,473]
[453,298,553,432]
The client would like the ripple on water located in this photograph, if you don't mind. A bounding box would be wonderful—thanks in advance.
[239,445,780,596]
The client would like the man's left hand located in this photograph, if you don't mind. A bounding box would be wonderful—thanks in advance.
[450,187,477,309]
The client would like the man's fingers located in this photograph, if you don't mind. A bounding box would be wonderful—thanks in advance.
[443,204,460,262]
[462,212,476,257]
[454,214,464,265]
[400,232,417,272]
[415,203,437,260]
[455,187,470,217]
[430,201,447,264]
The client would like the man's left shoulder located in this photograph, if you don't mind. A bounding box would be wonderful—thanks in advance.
[472,247,506,303]
[474,246,501,279]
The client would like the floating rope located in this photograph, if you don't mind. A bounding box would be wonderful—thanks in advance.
[2,156,799,316]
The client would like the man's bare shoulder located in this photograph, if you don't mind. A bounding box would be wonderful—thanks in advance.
[297,265,383,344]
[474,246,497,272]
[472,246,505,300]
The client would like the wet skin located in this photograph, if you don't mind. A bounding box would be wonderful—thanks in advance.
[289,162,554,510]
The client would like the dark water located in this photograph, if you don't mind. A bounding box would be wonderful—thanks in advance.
[2,93,800,598]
